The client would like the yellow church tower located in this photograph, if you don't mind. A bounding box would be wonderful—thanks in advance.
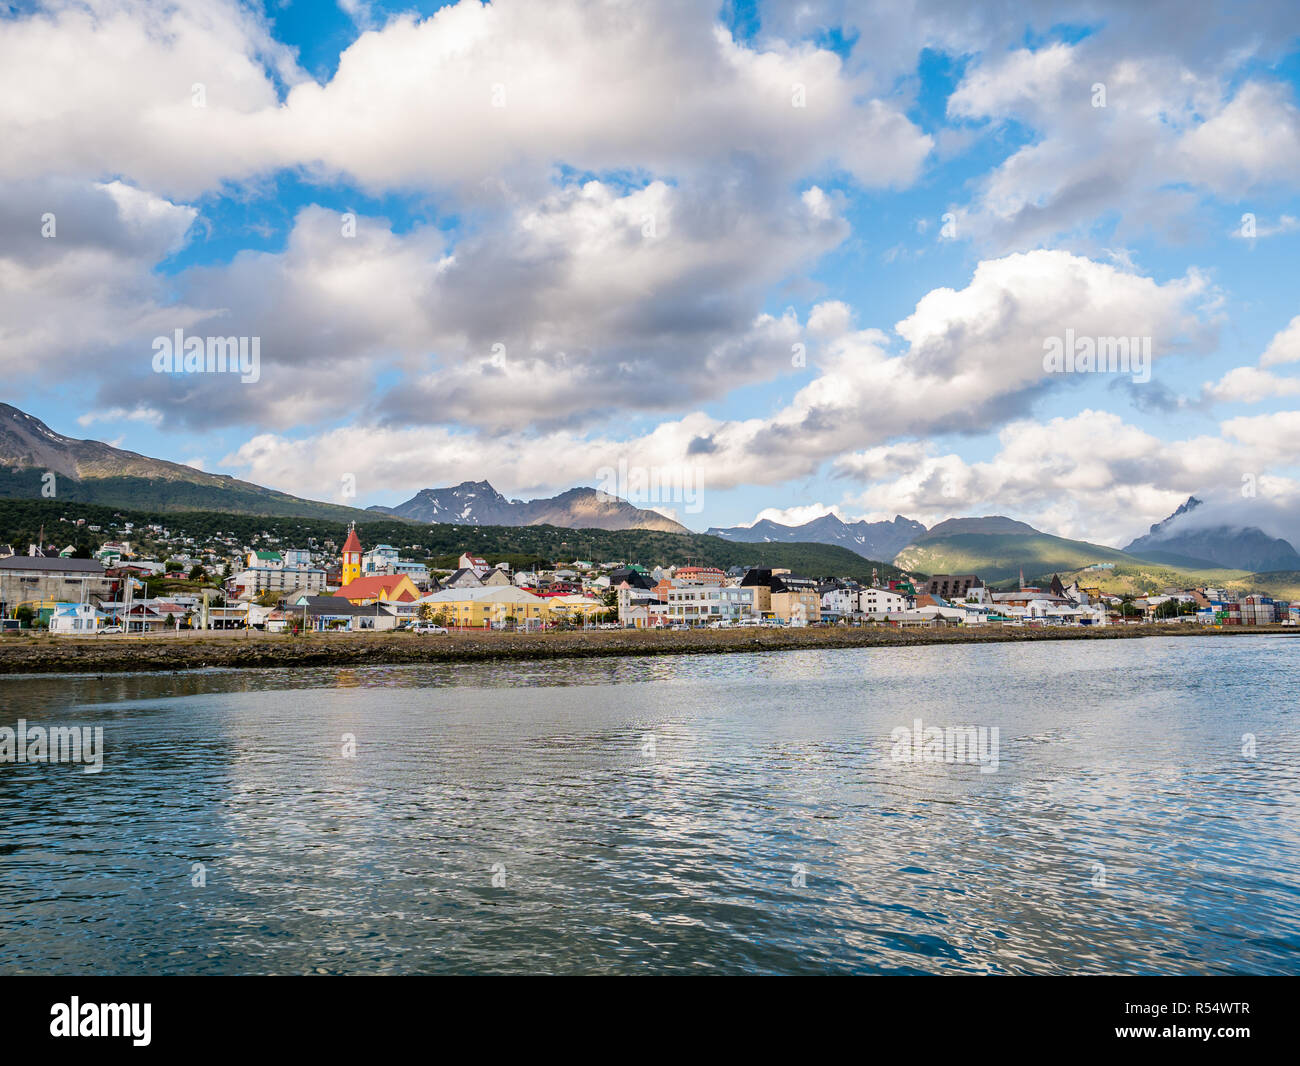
[341,522,362,587]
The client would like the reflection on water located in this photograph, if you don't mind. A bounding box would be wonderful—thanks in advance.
[0,637,1297,974]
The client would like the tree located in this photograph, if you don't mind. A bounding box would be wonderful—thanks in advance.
[189,563,206,581]
[14,605,34,628]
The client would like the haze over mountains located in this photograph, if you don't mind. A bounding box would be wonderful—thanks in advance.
[1122,496,1300,572]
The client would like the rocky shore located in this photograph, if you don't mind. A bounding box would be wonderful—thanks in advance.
[0,622,1292,675]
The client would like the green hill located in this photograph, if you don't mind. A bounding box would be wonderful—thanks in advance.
[0,498,904,579]
[0,467,380,523]
[894,531,1137,583]
[893,530,1262,594]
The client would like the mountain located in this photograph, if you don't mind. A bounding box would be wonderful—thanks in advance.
[893,526,1143,584]
[706,512,926,560]
[890,514,1193,587]
[1123,496,1300,572]
[0,403,374,521]
[890,512,1262,594]
[371,480,691,533]
[911,516,1038,540]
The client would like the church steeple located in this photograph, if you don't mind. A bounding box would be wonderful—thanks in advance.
[341,522,362,587]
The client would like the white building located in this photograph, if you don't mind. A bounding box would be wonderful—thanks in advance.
[821,587,860,615]
[664,585,754,625]
[859,588,910,617]
[231,565,328,599]
[49,602,108,634]
[363,545,400,573]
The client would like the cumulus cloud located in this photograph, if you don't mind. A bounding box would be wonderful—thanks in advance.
[0,178,199,375]
[948,39,1300,248]
[221,250,1217,508]
[1201,316,1300,405]
[833,409,1300,546]
[0,0,931,199]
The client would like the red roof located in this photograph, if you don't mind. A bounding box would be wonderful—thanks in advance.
[342,526,362,554]
[334,575,416,602]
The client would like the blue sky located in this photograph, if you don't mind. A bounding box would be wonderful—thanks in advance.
[4,0,1300,545]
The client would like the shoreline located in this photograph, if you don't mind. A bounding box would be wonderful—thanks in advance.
[0,622,1293,675]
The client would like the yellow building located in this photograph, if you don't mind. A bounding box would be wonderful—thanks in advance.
[334,572,420,606]
[415,586,552,628]
[771,588,821,623]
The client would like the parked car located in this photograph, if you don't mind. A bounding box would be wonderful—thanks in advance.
[97,625,123,635]
[410,623,448,635]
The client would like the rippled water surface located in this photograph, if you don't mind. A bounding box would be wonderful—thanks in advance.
[1,636,1298,974]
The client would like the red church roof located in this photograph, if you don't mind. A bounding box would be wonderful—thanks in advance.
[342,525,362,554]
[333,575,417,602]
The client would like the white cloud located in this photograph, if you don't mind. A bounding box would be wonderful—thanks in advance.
[948,39,1300,248]
[749,503,844,526]
[221,250,1216,506]
[0,0,931,200]
[835,409,1300,545]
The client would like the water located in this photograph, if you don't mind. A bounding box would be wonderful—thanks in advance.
[1,636,1297,975]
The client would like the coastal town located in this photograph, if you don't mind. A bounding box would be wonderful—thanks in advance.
[1,516,1297,637]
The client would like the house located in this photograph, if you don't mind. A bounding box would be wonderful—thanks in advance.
[458,553,488,571]
[480,568,513,587]
[119,602,167,633]
[292,595,400,632]
[391,560,432,586]
[821,587,860,615]
[246,550,283,570]
[333,573,420,606]
[49,602,108,634]
[362,544,400,574]
[616,584,666,627]
[609,567,656,591]
[674,566,726,586]
[545,594,607,622]
[442,567,484,589]
[860,587,910,617]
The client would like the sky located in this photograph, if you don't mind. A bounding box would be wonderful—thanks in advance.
[4,0,1300,546]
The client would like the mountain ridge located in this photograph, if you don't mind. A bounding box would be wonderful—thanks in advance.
[370,479,690,533]
[0,403,376,522]
[706,512,926,560]
[1123,496,1300,572]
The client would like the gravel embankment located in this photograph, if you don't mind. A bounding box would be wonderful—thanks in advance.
[0,623,1291,675]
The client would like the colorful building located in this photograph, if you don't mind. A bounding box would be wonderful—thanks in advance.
[333,572,420,606]
[340,523,362,587]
